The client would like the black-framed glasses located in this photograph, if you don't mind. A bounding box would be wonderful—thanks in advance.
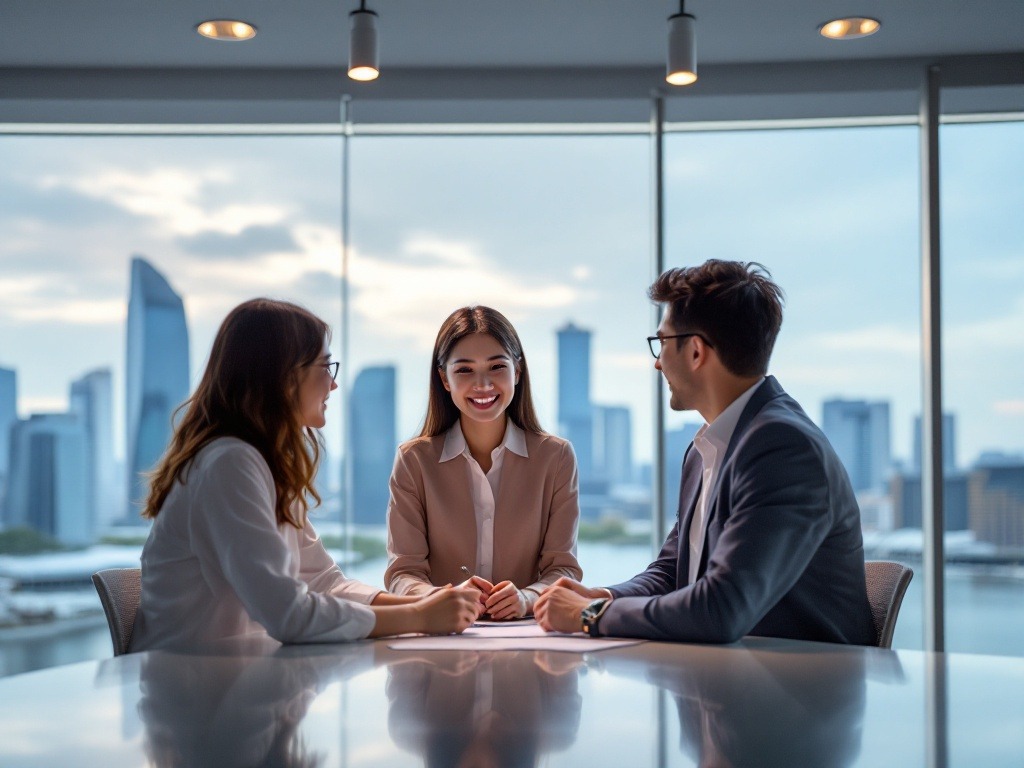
[322,361,340,381]
[646,333,713,359]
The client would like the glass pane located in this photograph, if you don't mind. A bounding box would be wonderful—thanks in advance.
[940,119,1024,657]
[348,134,652,589]
[663,125,923,648]
[0,135,343,675]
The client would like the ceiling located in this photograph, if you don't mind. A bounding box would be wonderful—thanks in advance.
[1,0,1022,125]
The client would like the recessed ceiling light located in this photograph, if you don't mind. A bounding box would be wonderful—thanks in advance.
[196,20,257,41]
[819,17,880,40]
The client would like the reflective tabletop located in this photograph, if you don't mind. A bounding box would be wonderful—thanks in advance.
[0,633,1021,767]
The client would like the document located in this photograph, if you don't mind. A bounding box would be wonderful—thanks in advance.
[386,621,646,653]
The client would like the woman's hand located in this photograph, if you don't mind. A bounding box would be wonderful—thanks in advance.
[483,580,529,620]
[414,586,482,635]
[458,575,494,612]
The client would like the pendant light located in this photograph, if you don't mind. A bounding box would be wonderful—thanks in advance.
[348,0,379,82]
[666,1,697,86]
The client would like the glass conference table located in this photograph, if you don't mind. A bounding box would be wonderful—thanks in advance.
[0,628,1021,768]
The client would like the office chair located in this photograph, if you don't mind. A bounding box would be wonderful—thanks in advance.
[864,560,914,649]
[91,568,141,656]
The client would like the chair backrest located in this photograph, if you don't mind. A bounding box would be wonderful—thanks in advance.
[91,568,142,656]
[864,560,913,649]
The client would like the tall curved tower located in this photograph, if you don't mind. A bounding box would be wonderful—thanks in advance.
[126,257,189,513]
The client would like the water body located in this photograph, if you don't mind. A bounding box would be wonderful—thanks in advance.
[1,543,1020,678]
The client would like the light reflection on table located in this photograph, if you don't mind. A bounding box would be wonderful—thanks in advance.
[0,632,1022,767]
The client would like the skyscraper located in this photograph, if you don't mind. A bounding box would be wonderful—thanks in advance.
[912,413,957,473]
[70,368,117,530]
[890,471,969,531]
[664,423,700,521]
[556,322,593,481]
[5,414,91,545]
[126,257,189,512]
[822,399,891,493]
[350,365,397,526]
[0,367,16,516]
[593,405,633,485]
[968,461,1024,548]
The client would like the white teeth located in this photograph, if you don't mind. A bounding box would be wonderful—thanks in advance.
[470,396,498,405]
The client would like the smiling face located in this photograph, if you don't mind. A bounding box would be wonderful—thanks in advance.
[654,308,699,413]
[440,332,519,429]
[296,346,338,429]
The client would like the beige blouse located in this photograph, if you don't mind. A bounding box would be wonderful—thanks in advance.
[384,428,583,597]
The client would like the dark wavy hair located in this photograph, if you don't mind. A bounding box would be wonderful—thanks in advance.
[649,260,785,377]
[419,305,543,437]
[143,298,328,528]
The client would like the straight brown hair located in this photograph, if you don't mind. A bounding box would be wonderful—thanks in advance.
[143,298,328,528]
[419,305,543,437]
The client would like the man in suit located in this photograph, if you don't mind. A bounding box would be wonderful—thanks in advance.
[536,260,876,645]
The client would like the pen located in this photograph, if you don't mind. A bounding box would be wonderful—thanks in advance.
[460,565,473,578]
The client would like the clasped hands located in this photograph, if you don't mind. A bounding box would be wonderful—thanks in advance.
[459,575,531,620]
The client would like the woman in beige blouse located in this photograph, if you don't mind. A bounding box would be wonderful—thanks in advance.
[385,306,583,619]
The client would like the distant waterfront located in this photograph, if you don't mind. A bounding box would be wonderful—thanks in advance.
[0,542,1020,678]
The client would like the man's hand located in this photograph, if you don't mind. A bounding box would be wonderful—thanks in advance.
[483,580,529,620]
[534,585,593,634]
[546,576,613,601]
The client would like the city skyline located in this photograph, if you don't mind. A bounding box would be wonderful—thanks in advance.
[2,288,1022,546]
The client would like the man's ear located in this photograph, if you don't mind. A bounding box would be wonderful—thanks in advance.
[439,367,451,392]
[690,337,709,368]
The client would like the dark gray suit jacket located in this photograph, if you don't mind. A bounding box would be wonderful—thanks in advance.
[599,376,876,645]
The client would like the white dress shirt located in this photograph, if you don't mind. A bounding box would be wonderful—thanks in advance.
[440,420,529,583]
[688,378,766,584]
[132,437,378,652]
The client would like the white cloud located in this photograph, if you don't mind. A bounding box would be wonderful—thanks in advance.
[0,277,125,325]
[994,400,1024,416]
[39,167,288,237]
[349,233,577,350]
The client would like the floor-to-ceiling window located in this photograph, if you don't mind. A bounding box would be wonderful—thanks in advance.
[939,119,1024,658]
[0,134,346,674]
[663,124,926,649]
[347,133,652,588]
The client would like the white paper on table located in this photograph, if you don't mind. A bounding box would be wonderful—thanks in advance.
[461,623,551,638]
[386,625,646,653]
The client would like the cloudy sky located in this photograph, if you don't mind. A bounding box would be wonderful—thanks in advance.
[1,123,1021,474]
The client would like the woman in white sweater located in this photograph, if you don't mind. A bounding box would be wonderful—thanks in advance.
[131,299,480,652]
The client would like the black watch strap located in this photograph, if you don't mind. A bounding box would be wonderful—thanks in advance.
[581,598,610,637]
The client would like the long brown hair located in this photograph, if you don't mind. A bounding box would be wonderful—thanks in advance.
[419,305,543,437]
[143,298,329,528]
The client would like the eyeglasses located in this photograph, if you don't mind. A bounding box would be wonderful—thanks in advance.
[321,361,340,381]
[646,333,713,359]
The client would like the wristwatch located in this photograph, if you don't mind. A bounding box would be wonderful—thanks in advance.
[580,598,610,637]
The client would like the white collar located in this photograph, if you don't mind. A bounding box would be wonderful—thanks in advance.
[696,377,766,456]
[440,419,529,463]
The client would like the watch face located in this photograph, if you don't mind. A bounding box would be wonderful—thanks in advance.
[582,598,608,635]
